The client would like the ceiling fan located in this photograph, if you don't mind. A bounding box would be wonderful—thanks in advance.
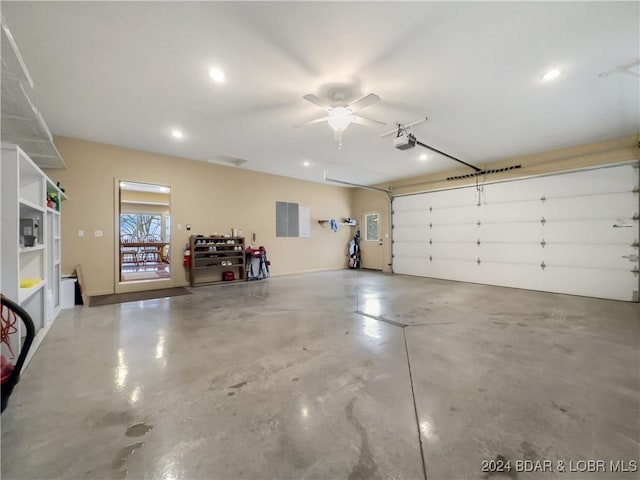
[296,92,386,147]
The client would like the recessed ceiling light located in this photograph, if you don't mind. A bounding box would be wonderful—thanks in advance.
[419,154,427,161]
[171,130,183,139]
[542,68,562,81]
[209,68,225,83]
[303,161,310,167]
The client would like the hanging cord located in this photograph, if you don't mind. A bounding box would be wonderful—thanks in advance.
[475,172,488,206]
[0,295,18,359]
[476,175,482,206]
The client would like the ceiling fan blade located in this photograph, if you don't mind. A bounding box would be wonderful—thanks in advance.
[352,115,386,128]
[302,94,331,110]
[348,93,380,113]
[293,115,329,128]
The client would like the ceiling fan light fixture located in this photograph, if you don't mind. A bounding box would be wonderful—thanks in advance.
[209,68,225,83]
[541,68,562,81]
[327,107,354,131]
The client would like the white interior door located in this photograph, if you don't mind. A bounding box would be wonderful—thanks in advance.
[392,163,639,301]
[361,211,383,270]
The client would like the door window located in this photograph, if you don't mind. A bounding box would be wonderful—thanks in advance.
[364,213,379,241]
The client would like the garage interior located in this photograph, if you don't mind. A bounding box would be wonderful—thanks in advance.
[0,2,638,480]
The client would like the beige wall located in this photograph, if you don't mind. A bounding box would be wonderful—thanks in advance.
[120,190,170,216]
[46,134,637,294]
[46,136,354,296]
[352,135,639,273]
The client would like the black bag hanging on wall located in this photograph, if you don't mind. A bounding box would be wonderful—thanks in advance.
[348,229,361,269]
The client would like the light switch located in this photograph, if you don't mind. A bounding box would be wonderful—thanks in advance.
[94,230,103,237]
[177,224,182,230]
[78,230,84,237]
[186,224,191,231]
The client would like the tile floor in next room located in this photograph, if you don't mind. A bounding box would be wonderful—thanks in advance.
[1,270,639,479]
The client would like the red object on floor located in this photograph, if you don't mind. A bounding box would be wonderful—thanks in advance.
[0,302,18,358]
[0,356,14,384]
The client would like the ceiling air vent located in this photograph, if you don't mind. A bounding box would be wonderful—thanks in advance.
[208,156,248,167]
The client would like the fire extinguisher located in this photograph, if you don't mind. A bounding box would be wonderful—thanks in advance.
[183,243,191,268]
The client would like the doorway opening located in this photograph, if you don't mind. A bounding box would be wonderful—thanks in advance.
[118,181,171,283]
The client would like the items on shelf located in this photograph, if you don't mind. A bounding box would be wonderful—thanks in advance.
[188,235,247,286]
[46,192,60,211]
[19,278,42,288]
[318,218,358,229]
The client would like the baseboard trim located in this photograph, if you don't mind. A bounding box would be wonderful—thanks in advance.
[271,267,347,277]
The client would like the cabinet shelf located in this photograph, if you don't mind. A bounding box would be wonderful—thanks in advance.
[19,279,45,304]
[19,197,45,212]
[318,219,358,226]
[19,245,45,253]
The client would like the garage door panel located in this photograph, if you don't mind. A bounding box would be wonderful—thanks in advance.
[477,263,546,291]
[538,267,635,301]
[393,256,428,277]
[427,189,477,208]
[392,164,639,301]
[542,220,637,244]
[393,210,427,227]
[480,244,541,264]
[480,202,543,223]
[425,259,484,284]
[544,192,637,220]
[480,223,542,243]
[429,243,478,258]
[394,226,429,242]
[394,195,427,211]
[430,204,480,222]
[393,241,428,258]
[543,244,635,270]
[430,224,478,241]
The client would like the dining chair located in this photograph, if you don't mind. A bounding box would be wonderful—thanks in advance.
[120,234,140,265]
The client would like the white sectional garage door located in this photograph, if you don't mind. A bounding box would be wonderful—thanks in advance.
[392,163,639,301]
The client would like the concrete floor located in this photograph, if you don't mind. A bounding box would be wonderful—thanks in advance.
[1,270,638,480]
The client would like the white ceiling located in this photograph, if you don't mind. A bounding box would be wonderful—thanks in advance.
[2,2,638,186]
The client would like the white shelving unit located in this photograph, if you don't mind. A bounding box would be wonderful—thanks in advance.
[1,144,65,366]
[0,17,67,369]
